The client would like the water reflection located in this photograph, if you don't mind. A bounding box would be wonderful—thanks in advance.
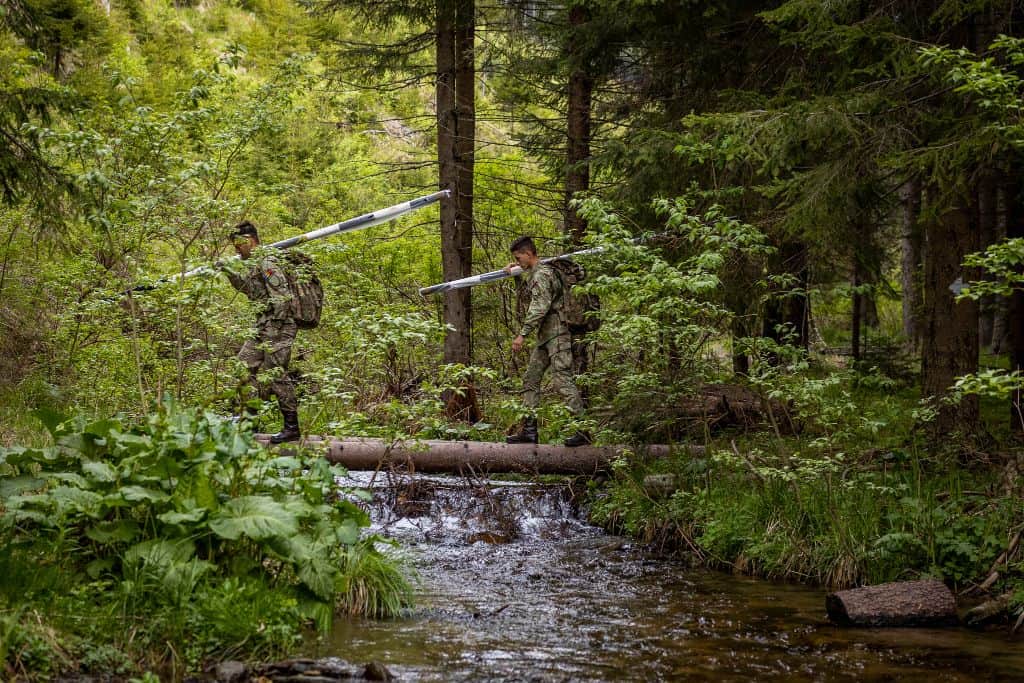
[308,473,1023,681]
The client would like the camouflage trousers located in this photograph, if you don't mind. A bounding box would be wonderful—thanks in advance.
[522,333,585,416]
[238,318,298,413]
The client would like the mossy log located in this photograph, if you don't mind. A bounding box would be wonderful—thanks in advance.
[255,435,689,475]
[825,579,958,627]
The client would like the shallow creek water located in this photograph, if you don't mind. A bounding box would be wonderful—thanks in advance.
[305,472,1023,681]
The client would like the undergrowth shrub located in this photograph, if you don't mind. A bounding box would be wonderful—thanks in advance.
[0,398,412,678]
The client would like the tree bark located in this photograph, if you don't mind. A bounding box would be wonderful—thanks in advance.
[920,198,979,438]
[565,3,593,245]
[437,0,474,365]
[454,0,475,312]
[1008,184,1024,432]
[900,179,923,347]
[762,241,810,351]
[990,183,1011,354]
[256,435,681,475]
[852,256,862,362]
[978,175,997,349]
[826,579,958,627]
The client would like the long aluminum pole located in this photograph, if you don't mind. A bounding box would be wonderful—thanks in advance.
[130,190,451,292]
[419,244,607,296]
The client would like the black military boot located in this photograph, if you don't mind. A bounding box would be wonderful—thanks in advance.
[564,431,592,447]
[270,410,301,444]
[506,417,538,444]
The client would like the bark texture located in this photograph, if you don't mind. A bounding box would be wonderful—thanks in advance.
[256,436,683,475]
[762,241,810,350]
[825,579,958,627]
[921,201,979,437]
[900,179,923,347]
[437,0,474,365]
[565,3,593,244]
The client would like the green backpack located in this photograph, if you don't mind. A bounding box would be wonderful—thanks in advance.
[282,251,324,329]
[549,258,601,334]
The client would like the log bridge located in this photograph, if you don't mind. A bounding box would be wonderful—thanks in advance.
[254,435,688,475]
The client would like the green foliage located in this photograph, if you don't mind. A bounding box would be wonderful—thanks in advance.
[571,196,771,439]
[0,398,409,676]
[592,417,1020,592]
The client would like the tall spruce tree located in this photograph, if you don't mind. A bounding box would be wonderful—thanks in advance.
[312,0,477,364]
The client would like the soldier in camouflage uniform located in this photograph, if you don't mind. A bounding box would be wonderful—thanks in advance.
[221,221,301,444]
[505,236,590,447]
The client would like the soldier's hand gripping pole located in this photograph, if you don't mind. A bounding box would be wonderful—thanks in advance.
[121,190,452,296]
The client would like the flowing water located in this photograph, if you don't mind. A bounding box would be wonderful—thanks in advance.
[307,472,1023,681]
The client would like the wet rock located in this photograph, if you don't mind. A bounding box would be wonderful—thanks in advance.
[215,660,248,682]
[254,657,357,680]
[363,661,395,681]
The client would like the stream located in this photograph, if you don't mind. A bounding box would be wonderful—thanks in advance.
[305,472,1023,681]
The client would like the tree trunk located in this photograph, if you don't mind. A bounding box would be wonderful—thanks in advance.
[1008,185,1024,433]
[826,579,958,627]
[437,0,474,365]
[920,198,979,438]
[978,175,997,349]
[851,256,862,362]
[454,0,475,355]
[565,3,593,245]
[257,435,680,475]
[762,241,810,351]
[991,182,1011,354]
[900,179,923,347]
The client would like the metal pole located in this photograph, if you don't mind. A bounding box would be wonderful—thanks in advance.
[129,190,451,293]
[419,244,607,296]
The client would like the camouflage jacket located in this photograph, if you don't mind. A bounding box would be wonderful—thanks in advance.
[225,253,294,324]
[519,263,567,346]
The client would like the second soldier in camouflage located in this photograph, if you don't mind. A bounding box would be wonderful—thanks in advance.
[505,236,590,447]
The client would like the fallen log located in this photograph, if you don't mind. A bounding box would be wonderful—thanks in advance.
[963,591,1014,627]
[825,579,958,627]
[254,435,689,475]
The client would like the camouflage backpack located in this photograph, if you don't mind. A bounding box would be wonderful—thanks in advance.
[549,258,601,334]
[282,251,324,329]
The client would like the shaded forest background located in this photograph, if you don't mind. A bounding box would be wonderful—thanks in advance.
[3,0,1024,450]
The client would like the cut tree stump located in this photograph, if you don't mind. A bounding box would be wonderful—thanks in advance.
[254,435,690,475]
[825,579,958,627]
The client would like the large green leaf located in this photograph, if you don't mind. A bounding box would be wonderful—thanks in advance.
[175,467,217,511]
[2,447,54,468]
[123,538,196,567]
[0,476,45,498]
[333,499,372,527]
[86,519,140,544]
[32,407,68,436]
[158,509,207,525]
[209,496,299,541]
[86,558,116,579]
[298,558,339,601]
[5,493,53,511]
[82,461,117,483]
[267,456,302,471]
[51,472,89,488]
[336,517,361,546]
[119,485,171,504]
[51,486,103,515]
